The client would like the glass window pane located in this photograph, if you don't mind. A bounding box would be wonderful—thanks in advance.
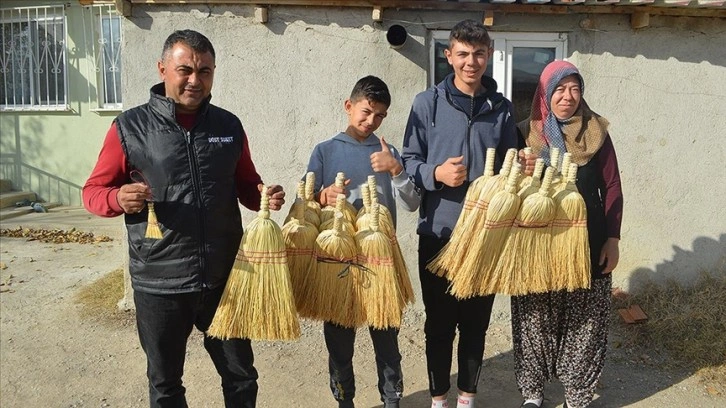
[511,47,555,122]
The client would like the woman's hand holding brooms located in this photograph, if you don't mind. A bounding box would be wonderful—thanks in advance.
[117,183,151,214]
[258,184,286,211]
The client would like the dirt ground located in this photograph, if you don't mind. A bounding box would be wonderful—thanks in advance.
[1,210,724,408]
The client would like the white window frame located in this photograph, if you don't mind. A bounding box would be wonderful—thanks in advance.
[430,31,568,101]
[0,5,69,111]
[82,3,123,112]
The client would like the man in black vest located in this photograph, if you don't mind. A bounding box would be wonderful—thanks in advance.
[82,29,285,408]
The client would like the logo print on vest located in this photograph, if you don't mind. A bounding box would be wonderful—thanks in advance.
[208,136,234,143]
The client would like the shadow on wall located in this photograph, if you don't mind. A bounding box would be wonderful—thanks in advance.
[629,234,726,291]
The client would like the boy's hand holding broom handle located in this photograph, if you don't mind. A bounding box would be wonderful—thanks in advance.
[318,178,351,207]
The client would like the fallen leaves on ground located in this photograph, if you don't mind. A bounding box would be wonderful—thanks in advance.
[0,227,113,244]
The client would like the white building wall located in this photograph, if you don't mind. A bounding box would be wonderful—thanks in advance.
[120,5,726,307]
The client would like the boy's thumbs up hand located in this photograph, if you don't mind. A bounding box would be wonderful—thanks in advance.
[370,136,403,177]
[434,155,467,187]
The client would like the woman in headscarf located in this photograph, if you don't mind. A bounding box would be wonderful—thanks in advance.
[514,60,623,408]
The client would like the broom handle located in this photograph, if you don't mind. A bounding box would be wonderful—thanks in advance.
[370,204,380,232]
[539,167,555,197]
[504,161,520,193]
[335,172,346,188]
[561,152,572,180]
[484,148,496,177]
[305,172,316,201]
[296,180,306,200]
[361,183,371,210]
[550,147,561,173]
[567,163,578,184]
[368,175,378,203]
[259,185,270,219]
[335,194,347,212]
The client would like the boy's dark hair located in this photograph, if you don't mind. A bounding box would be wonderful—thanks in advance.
[449,19,491,48]
[161,29,216,61]
[350,75,391,108]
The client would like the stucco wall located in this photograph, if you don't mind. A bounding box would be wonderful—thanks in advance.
[121,5,726,306]
[0,1,118,206]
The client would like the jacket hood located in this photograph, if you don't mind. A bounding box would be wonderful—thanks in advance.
[439,73,503,103]
[332,132,381,146]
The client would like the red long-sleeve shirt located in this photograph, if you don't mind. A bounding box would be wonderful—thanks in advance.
[83,113,263,217]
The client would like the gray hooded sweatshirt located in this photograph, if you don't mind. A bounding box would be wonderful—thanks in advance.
[402,73,517,239]
[306,132,420,227]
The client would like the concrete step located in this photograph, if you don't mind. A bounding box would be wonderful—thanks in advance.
[0,191,37,209]
[0,202,62,221]
[0,179,12,194]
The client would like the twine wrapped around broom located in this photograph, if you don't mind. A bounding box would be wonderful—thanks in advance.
[208,186,300,341]
[449,161,522,299]
[428,148,517,279]
[550,162,591,292]
[285,180,320,231]
[320,172,357,225]
[312,211,365,327]
[493,167,556,296]
[281,197,318,316]
[356,204,402,329]
[320,193,357,236]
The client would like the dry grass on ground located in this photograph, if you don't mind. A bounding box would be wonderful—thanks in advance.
[74,268,133,326]
[612,270,726,394]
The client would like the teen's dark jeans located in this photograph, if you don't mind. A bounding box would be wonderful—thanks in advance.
[134,287,258,408]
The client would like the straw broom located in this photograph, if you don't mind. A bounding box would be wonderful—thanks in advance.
[208,186,300,341]
[320,172,357,225]
[320,193,357,236]
[305,172,322,227]
[425,148,495,277]
[313,211,364,327]
[516,147,533,191]
[554,152,572,192]
[281,197,318,317]
[449,162,522,299]
[493,167,557,296]
[355,185,414,309]
[285,180,320,231]
[550,163,591,292]
[145,202,163,239]
[428,148,517,279]
[356,204,402,329]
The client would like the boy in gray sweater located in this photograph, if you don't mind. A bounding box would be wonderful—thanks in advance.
[306,75,419,408]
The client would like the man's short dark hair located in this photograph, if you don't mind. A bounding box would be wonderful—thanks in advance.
[350,75,391,108]
[161,29,216,60]
[449,19,491,48]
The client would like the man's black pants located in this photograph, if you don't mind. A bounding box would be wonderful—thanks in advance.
[134,286,258,408]
[418,235,495,397]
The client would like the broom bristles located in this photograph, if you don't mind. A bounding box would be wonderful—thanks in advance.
[208,188,300,341]
[282,198,318,316]
[550,163,591,292]
[451,162,521,299]
[356,205,402,329]
[492,167,556,295]
[144,202,163,239]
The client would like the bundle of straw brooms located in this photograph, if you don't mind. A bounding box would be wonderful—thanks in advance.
[208,186,300,341]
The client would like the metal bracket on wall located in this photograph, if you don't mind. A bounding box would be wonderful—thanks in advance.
[372,6,383,22]
[631,11,650,29]
[114,0,131,17]
[255,6,269,23]
[483,10,494,27]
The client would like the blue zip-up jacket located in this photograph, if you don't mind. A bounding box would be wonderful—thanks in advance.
[402,73,517,239]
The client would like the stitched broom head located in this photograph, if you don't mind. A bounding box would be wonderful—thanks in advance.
[320,194,357,236]
[356,204,402,329]
[282,197,319,317]
[427,148,516,278]
[452,158,522,298]
[285,180,320,230]
[367,175,394,227]
[493,166,557,295]
[463,147,496,213]
[550,162,591,292]
[208,186,300,341]
[313,211,361,326]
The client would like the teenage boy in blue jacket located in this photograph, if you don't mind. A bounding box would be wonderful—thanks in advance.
[306,75,420,408]
[402,20,519,408]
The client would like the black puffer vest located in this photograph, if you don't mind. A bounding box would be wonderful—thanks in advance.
[116,83,244,294]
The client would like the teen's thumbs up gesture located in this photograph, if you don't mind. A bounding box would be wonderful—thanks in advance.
[435,156,467,187]
[370,137,403,177]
